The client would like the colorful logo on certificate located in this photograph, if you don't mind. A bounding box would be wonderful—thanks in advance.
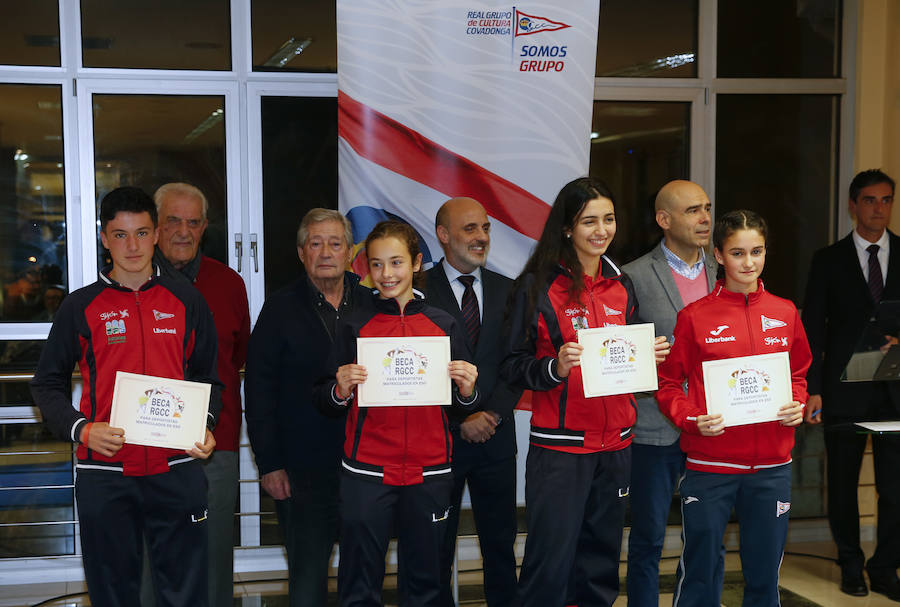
[137,386,186,428]
[727,368,771,397]
[598,337,637,366]
[381,347,430,387]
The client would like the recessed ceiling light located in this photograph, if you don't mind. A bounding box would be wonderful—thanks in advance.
[263,37,313,68]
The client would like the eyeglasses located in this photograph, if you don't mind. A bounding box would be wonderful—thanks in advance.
[165,216,205,229]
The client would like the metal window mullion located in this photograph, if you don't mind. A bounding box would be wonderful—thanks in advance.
[233,0,253,76]
[712,78,847,95]
[838,0,859,239]
[688,88,708,190]
[75,77,99,284]
[697,0,716,85]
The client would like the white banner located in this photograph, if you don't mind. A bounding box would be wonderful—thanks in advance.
[337,0,601,280]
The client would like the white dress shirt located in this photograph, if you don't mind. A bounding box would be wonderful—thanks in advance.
[852,228,889,283]
[441,258,484,321]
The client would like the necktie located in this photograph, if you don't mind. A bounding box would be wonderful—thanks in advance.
[458,275,480,347]
[868,244,884,303]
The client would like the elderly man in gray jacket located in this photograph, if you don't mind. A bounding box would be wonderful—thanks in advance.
[621,180,717,607]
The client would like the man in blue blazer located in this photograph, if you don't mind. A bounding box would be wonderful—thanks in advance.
[427,197,522,607]
[621,180,717,607]
[803,169,900,600]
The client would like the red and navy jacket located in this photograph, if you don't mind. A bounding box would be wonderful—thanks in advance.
[501,257,638,454]
[30,267,223,476]
[656,280,812,474]
[316,291,480,486]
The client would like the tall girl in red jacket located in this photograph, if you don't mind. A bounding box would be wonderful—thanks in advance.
[656,210,811,607]
[502,177,669,607]
[318,221,479,607]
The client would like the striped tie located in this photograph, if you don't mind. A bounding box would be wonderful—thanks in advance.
[458,275,480,347]
[868,244,884,303]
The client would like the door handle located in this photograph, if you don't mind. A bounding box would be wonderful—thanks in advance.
[250,233,259,273]
[234,233,243,273]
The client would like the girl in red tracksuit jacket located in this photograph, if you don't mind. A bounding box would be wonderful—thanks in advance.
[656,209,812,607]
[318,220,479,607]
[502,177,669,607]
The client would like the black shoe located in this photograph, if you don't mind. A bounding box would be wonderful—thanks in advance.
[868,570,900,602]
[840,568,868,597]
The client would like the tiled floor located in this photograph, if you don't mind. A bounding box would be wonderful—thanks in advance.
[6,540,900,606]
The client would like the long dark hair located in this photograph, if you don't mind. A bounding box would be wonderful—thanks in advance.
[513,176,616,317]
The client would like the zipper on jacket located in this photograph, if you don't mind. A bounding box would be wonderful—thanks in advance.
[743,294,757,355]
[401,300,409,483]
[135,291,146,371]
[744,293,760,464]
[134,290,148,474]
[403,406,409,485]
[588,281,609,448]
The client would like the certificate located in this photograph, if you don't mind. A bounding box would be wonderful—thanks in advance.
[109,371,210,450]
[702,352,792,427]
[357,336,451,407]
[578,323,658,398]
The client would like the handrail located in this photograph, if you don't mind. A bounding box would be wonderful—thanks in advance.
[0,369,246,382]
[0,372,43,382]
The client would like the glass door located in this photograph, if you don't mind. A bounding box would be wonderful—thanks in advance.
[75,79,243,282]
[243,81,338,550]
[589,87,706,266]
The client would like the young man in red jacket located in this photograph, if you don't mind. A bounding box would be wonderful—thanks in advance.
[31,186,220,607]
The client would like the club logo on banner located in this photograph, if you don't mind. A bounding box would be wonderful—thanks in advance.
[337,1,600,281]
[465,7,572,72]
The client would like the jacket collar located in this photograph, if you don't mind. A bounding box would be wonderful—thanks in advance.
[710,279,765,304]
[371,289,427,315]
[98,264,161,291]
[555,254,622,282]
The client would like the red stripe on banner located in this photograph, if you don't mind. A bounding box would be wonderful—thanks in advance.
[338,91,549,241]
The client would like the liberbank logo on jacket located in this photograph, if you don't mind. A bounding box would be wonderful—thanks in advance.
[705,327,736,344]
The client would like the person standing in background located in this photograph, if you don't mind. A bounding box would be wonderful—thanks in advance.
[802,169,900,600]
[427,197,521,607]
[246,209,368,606]
[620,180,717,606]
[148,182,250,606]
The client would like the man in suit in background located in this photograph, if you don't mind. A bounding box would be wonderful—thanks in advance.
[427,197,521,607]
[621,180,717,607]
[803,169,900,600]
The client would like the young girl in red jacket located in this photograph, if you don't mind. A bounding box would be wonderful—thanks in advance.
[656,209,811,607]
[319,220,479,606]
[502,177,669,607]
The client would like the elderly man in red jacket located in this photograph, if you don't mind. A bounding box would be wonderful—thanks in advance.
[143,182,250,606]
